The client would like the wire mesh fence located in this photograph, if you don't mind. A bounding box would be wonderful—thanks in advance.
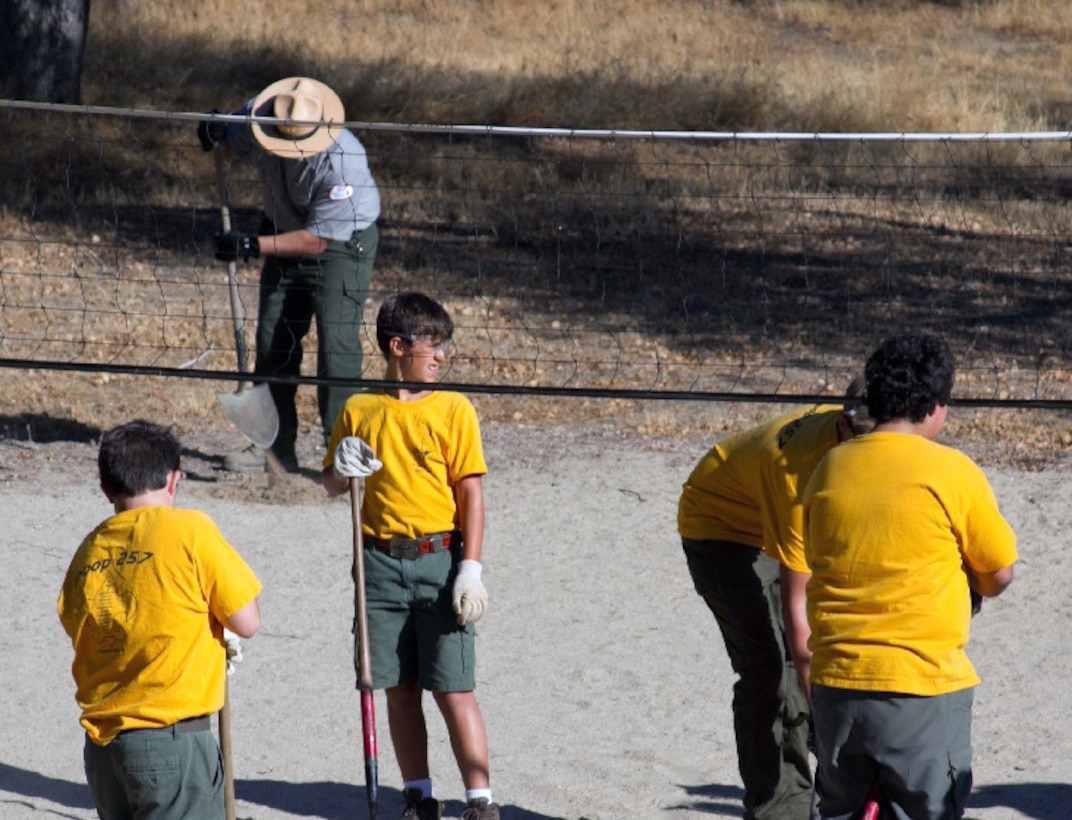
[3,100,1072,409]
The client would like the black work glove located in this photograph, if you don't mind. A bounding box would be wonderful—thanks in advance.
[215,231,260,262]
[197,108,227,151]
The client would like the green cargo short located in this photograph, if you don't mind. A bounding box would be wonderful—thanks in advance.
[358,540,476,692]
[84,716,224,819]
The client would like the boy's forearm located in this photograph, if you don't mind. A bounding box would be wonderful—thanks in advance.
[224,598,261,639]
[455,475,485,561]
[781,565,813,704]
[970,564,1015,598]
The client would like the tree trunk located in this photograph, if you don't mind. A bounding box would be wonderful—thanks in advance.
[0,0,91,103]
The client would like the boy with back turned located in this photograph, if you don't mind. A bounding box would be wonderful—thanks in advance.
[58,420,262,819]
[802,335,1017,819]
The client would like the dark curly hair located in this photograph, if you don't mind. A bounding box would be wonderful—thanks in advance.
[863,335,955,424]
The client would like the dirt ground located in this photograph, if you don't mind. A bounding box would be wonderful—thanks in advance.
[2,394,1070,820]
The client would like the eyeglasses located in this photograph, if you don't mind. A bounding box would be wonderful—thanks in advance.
[403,336,452,355]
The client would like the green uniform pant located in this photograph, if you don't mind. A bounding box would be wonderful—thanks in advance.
[811,685,973,820]
[682,538,814,820]
[255,223,378,448]
[83,724,224,819]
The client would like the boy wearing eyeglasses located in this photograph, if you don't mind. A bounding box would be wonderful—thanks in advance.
[322,292,498,820]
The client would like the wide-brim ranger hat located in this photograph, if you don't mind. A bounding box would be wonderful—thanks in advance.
[251,77,344,158]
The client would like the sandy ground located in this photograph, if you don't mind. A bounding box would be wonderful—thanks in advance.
[2,422,1070,820]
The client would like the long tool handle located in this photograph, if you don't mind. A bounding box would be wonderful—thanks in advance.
[862,781,882,820]
[220,675,236,820]
[350,478,379,819]
[213,148,251,379]
[361,689,379,820]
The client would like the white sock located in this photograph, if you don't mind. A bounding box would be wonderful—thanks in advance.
[466,787,493,804]
[404,778,433,799]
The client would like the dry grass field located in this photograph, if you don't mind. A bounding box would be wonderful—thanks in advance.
[2,0,1072,470]
[85,0,1072,133]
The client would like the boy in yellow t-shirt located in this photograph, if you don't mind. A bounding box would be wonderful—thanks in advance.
[677,385,866,820]
[322,292,497,820]
[802,334,1017,819]
[58,419,262,819]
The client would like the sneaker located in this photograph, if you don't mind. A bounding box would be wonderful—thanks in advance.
[460,797,500,820]
[222,444,266,472]
[400,788,441,820]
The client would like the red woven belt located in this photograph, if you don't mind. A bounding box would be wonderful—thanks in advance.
[367,531,456,559]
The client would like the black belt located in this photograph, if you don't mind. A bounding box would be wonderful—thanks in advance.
[367,531,457,560]
[118,714,211,737]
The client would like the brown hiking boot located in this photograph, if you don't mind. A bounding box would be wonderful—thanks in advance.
[460,797,501,820]
[400,788,441,820]
[222,444,266,473]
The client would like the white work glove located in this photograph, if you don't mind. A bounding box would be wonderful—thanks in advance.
[452,559,488,626]
[334,436,383,479]
[223,628,243,676]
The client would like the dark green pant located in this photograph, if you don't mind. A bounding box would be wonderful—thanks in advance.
[255,223,378,448]
[83,726,224,819]
[682,538,814,820]
[811,685,973,820]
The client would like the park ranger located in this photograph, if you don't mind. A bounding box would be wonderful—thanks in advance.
[198,76,381,473]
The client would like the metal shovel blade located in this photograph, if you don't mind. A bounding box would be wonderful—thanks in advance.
[216,383,279,449]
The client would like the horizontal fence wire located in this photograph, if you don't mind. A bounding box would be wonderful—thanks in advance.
[3,99,1072,407]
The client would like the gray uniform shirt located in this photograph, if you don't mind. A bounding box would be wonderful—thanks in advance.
[229,103,381,242]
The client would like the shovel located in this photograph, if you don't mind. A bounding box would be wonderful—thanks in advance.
[213,148,279,449]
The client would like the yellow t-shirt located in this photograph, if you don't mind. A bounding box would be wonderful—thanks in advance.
[803,432,1018,695]
[677,404,844,564]
[325,390,487,538]
[58,506,262,745]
